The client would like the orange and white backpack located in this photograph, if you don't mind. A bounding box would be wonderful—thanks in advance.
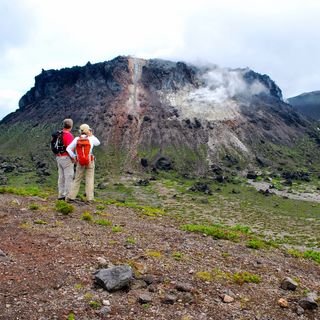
[76,135,92,166]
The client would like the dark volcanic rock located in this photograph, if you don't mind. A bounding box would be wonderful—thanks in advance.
[97,182,108,189]
[298,295,318,310]
[140,158,148,167]
[280,277,298,291]
[155,157,172,171]
[189,182,212,195]
[246,171,258,179]
[94,265,133,291]
[135,179,150,186]
[281,171,310,182]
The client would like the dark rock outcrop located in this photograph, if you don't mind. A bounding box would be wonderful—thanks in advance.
[1,56,319,175]
[94,265,133,291]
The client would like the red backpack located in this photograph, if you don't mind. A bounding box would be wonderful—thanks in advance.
[76,136,92,166]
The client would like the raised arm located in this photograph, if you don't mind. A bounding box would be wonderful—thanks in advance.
[91,135,100,147]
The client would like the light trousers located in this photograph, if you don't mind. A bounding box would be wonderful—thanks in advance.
[56,156,74,198]
[68,161,95,201]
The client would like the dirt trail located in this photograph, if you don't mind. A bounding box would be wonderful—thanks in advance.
[0,194,319,320]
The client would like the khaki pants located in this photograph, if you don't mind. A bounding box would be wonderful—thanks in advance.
[68,161,95,201]
[56,156,74,198]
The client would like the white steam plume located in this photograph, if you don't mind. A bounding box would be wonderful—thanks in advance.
[189,68,268,104]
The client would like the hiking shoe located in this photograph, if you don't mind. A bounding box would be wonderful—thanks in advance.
[65,198,77,203]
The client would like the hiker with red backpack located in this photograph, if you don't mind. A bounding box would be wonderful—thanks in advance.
[51,118,74,200]
[66,124,100,203]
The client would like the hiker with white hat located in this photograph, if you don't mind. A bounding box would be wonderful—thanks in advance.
[66,124,100,203]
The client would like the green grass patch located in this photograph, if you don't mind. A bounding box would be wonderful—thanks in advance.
[287,248,320,264]
[96,204,106,210]
[230,224,251,234]
[34,219,47,225]
[101,198,165,217]
[146,250,162,258]
[181,224,240,241]
[89,300,101,309]
[0,186,48,198]
[74,283,83,290]
[246,239,267,249]
[81,211,93,221]
[28,203,40,210]
[303,250,320,264]
[125,236,136,244]
[172,252,184,261]
[232,271,261,284]
[67,313,75,320]
[287,248,303,258]
[111,226,123,232]
[196,271,213,282]
[94,219,112,226]
[55,200,74,215]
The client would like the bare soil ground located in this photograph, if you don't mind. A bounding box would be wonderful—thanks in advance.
[0,193,319,320]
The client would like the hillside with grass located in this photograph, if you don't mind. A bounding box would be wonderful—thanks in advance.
[0,172,319,319]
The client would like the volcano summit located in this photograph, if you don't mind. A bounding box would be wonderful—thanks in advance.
[1,56,319,175]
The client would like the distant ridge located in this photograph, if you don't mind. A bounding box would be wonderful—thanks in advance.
[288,91,320,121]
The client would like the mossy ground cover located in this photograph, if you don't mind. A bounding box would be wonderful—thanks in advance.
[1,162,319,250]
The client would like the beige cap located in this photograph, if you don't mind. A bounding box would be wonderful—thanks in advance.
[79,123,91,134]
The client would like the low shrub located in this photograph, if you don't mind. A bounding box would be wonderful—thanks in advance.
[232,271,261,284]
[55,200,74,215]
[81,211,93,221]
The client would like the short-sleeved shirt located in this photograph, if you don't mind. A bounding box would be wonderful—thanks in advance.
[56,129,74,157]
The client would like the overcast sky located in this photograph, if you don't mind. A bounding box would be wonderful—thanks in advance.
[1,0,320,120]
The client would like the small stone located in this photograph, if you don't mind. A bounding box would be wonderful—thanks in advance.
[280,277,298,291]
[162,294,177,305]
[97,182,108,189]
[278,298,288,308]
[295,305,304,315]
[223,295,235,303]
[299,296,318,310]
[148,284,157,292]
[131,279,148,290]
[141,275,154,285]
[99,306,111,316]
[138,293,153,304]
[102,299,110,306]
[175,283,194,293]
[97,257,108,267]
[223,289,236,298]
[179,292,195,304]
[188,269,194,274]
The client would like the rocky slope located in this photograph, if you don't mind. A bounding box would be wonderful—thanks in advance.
[288,91,320,121]
[1,56,319,174]
[0,192,319,320]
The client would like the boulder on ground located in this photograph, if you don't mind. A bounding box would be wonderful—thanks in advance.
[280,277,298,291]
[298,292,318,310]
[155,157,172,171]
[189,182,212,195]
[94,265,133,291]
